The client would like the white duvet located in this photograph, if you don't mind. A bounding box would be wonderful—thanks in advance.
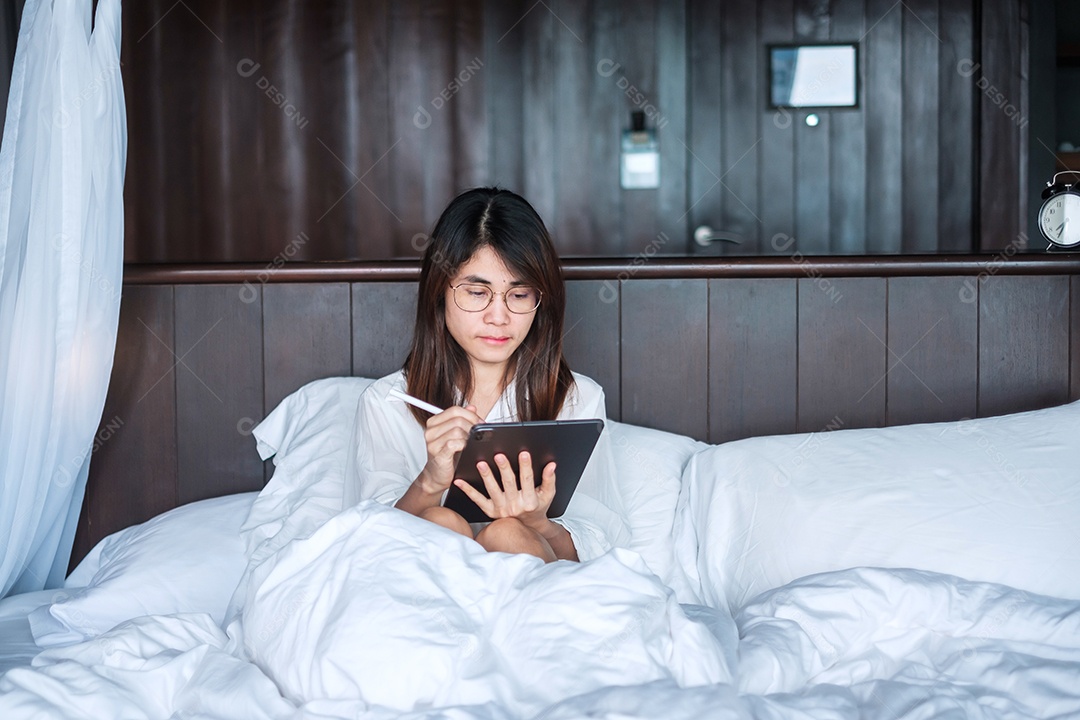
[3,499,1080,718]
[236,502,730,715]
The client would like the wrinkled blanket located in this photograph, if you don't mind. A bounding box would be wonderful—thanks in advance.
[3,501,1080,719]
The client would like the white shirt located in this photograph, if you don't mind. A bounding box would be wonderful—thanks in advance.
[344,370,631,561]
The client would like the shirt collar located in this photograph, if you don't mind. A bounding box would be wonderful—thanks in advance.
[472,377,580,422]
[460,379,520,423]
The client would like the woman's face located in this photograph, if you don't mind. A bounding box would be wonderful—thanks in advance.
[444,245,538,377]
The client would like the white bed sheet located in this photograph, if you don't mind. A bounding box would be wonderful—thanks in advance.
[0,590,53,674]
[2,559,1079,719]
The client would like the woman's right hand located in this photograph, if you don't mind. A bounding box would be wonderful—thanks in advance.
[416,404,484,495]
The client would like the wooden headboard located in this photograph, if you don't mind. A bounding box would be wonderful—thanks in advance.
[71,254,1080,566]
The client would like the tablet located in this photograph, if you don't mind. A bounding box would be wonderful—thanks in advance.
[442,418,604,524]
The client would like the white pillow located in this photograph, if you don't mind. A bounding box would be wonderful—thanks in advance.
[674,400,1080,613]
[607,421,707,583]
[29,492,257,647]
[252,376,375,465]
[242,376,374,552]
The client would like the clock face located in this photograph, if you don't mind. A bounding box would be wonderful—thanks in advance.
[1039,191,1080,247]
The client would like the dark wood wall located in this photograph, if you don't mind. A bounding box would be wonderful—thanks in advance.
[121,0,1030,262]
[71,256,1080,567]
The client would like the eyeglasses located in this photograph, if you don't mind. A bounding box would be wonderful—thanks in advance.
[450,283,542,314]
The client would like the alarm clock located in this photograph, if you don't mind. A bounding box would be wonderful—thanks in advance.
[1038,172,1080,249]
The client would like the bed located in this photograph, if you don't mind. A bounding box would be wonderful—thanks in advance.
[1,255,1078,718]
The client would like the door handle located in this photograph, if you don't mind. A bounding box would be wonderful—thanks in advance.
[693,225,744,247]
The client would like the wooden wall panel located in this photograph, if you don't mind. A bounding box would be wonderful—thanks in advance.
[794,112,831,252]
[73,286,178,566]
[798,277,887,430]
[720,0,760,253]
[564,280,622,419]
[344,0,394,258]
[586,0,624,257]
[1073,276,1080,402]
[687,0,723,256]
[351,282,417,378]
[521,0,557,229]
[864,0,904,253]
[759,0,795,254]
[196,2,248,260]
[453,0,490,192]
[656,0,689,252]
[262,283,353,413]
[618,0,660,255]
[1025,0,1054,250]
[485,0,525,192]
[552,0,593,253]
[938,0,976,250]
[979,275,1071,416]
[886,277,978,425]
[174,285,265,502]
[119,0,1026,261]
[901,0,940,253]
[121,0,165,261]
[417,2,458,229]
[792,0,830,253]
[125,0,170,259]
[708,278,797,442]
[829,0,866,253]
[620,279,709,439]
[979,0,1026,250]
[388,0,430,247]
[229,4,268,261]
[254,0,313,262]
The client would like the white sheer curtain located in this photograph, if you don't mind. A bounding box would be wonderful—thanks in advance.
[0,1,27,127]
[0,0,126,597]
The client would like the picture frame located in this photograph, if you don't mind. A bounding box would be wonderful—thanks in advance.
[768,43,859,109]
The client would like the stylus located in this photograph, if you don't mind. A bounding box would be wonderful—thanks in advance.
[388,387,445,415]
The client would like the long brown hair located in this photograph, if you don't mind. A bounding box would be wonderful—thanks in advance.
[403,187,574,423]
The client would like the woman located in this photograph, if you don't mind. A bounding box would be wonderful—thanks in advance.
[345,187,629,562]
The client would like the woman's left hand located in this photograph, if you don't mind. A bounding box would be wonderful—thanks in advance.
[453,451,556,530]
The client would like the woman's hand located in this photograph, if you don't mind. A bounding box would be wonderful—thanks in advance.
[416,405,484,495]
[454,451,557,531]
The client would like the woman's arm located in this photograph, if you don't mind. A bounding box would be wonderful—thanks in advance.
[393,467,447,515]
[394,404,484,517]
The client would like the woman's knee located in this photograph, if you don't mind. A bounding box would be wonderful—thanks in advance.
[476,518,556,562]
[418,506,473,537]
